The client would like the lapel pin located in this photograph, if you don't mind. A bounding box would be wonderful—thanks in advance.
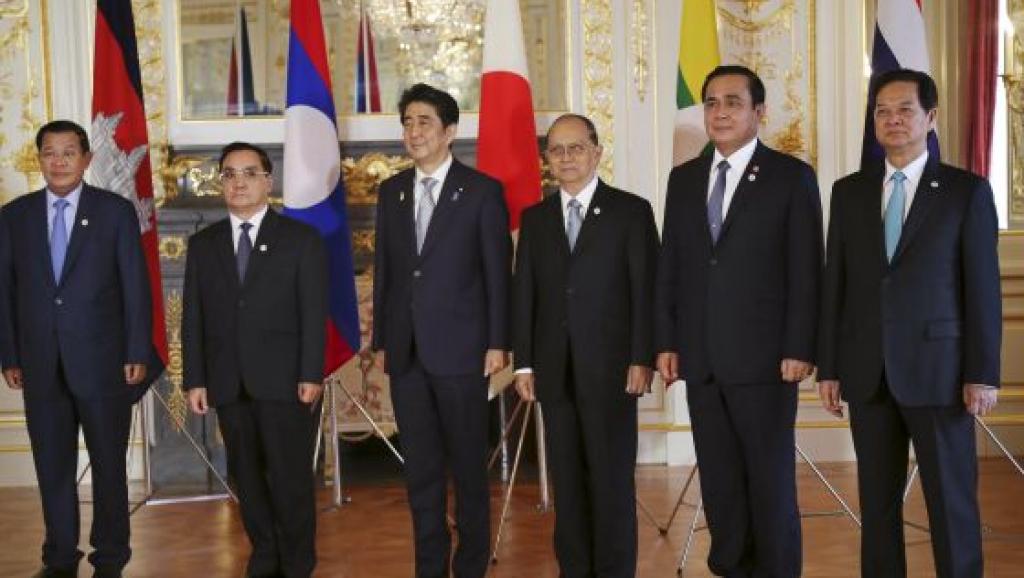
[400,191,406,202]
[593,206,601,215]
[748,174,756,182]
[81,218,89,227]
[930,181,939,189]
[453,187,462,202]
[259,244,268,252]
[752,165,760,172]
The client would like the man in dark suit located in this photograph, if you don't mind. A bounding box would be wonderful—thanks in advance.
[817,69,1001,578]
[372,83,510,578]
[655,65,822,577]
[512,113,658,578]
[0,120,152,578]
[182,142,327,578]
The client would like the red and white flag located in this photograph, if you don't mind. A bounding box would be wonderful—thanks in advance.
[476,0,542,232]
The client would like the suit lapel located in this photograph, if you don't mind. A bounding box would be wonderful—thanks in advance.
[58,185,95,287]
[394,169,417,258]
[717,143,765,244]
[418,159,465,259]
[571,181,609,256]
[861,166,888,267]
[214,220,240,292]
[243,208,279,287]
[28,190,56,291]
[892,157,941,263]
[688,155,715,246]
[543,193,570,260]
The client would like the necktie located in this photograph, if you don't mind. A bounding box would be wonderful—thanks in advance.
[884,171,907,262]
[707,160,730,244]
[566,198,582,251]
[416,177,438,253]
[50,198,69,282]
[237,222,253,280]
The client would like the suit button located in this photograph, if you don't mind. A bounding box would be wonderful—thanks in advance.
[566,287,574,296]
[54,297,63,305]
[413,270,421,278]
[560,320,567,329]
[709,258,718,265]
[238,299,245,308]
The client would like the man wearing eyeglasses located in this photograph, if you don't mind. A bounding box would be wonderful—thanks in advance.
[512,113,658,578]
[655,66,823,577]
[372,84,510,578]
[181,142,327,578]
[0,120,152,578]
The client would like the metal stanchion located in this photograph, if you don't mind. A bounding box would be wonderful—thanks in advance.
[975,415,1024,476]
[328,381,345,509]
[491,401,534,564]
[498,389,510,482]
[534,402,551,511]
[795,444,860,526]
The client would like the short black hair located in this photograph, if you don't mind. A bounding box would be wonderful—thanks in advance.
[219,141,273,173]
[36,120,90,153]
[398,83,459,127]
[700,65,766,106]
[869,69,938,111]
[546,113,600,146]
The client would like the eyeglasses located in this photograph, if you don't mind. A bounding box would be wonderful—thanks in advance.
[545,143,591,159]
[39,150,83,164]
[219,168,271,183]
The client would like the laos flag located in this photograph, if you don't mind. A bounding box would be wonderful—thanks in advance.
[283,0,360,374]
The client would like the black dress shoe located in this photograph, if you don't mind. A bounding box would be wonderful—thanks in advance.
[93,568,123,578]
[32,567,76,578]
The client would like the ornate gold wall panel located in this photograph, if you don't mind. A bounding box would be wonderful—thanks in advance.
[1008,0,1024,226]
[582,0,615,181]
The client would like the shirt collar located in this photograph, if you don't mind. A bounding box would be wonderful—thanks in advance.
[711,137,758,174]
[560,174,600,214]
[415,153,454,190]
[46,182,84,208]
[885,150,929,186]
[229,204,269,233]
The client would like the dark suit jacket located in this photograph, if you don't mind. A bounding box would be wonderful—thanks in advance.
[513,181,658,403]
[0,184,151,399]
[371,158,510,377]
[655,142,823,385]
[817,157,1001,406]
[182,209,327,406]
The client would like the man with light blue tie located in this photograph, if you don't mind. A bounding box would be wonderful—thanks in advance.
[817,69,1001,578]
[0,120,152,578]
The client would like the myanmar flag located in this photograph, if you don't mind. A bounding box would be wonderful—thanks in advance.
[673,0,720,166]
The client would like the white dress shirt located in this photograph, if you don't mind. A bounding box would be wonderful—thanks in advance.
[46,183,83,241]
[708,137,758,218]
[882,151,928,220]
[229,204,269,253]
[414,153,454,220]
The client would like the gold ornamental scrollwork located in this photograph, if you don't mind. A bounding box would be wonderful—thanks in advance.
[132,0,170,205]
[341,153,413,204]
[581,0,615,181]
[631,0,650,102]
[1007,0,1024,225]
[158,235,187,261]
[163,290,187,432]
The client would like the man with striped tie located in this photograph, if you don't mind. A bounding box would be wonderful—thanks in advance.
[372,84,511,578]
[817,69,1001,578]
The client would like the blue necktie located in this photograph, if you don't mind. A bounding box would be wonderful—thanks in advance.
[237,222,253,280]
[707,160,730,244]
[50,198,69,282]
[566,198,582,251]
[884,171,907,262]
[416,177,438,254]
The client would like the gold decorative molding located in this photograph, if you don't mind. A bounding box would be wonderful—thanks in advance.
[163,290,187,432]
[158,235,187,261]
[132,0,170,205]
[581,0,615,181]
[1008,0,1024,225]
[631,0,649,102]
[0,0,47,199]
[352,230,375,255]
[341,153,413,204]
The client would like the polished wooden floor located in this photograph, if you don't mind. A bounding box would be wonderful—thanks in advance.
[0,461,1022,577]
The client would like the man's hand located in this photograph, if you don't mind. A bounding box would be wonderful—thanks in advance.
[124,363,146,385]
[298,382,324,404]
[374,350,387,374]
[781,359,813,383]
[817,379,844,418]
[2,367,23,390]
[515,372,536,402]
[963,384,998,416]
[188,387,209,415]
[484,349,508,377]
[626,365,654,396]
[656,352,679,384]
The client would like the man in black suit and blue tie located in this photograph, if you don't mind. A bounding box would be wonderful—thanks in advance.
[817,69,1001,578]
[372,84,511,578]
[655,66,823,577]
[0,120,152,578]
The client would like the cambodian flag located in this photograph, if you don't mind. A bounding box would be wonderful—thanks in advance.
[354,9,382,113]
[283,0,360,374]
[861,0,940,168]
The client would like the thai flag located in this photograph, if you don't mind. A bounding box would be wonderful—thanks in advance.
[227,7,257,116]
[92,0,167,394]
[283,0,360,375]
[861,0,940,168]
[354,9,382,113]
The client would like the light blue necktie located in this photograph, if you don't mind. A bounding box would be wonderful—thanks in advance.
[884,171,907,262]
[416,177,438,254]
[50,198,69,281]
[707,160,730,244]
[566,198,582,251]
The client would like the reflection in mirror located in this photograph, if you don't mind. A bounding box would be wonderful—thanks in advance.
[178,0,566,120]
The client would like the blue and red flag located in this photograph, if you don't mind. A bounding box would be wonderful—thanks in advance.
[283,0,360,375]
[91,0,167,393]
[861,0,940,168]
[227,7,258,116]
[354,9,382,113]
